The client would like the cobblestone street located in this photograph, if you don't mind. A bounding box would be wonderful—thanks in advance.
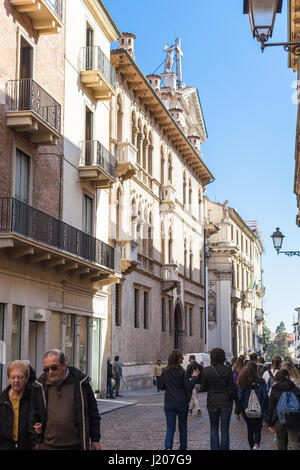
[99,388,277,451]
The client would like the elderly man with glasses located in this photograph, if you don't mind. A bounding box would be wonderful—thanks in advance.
[28,349,101,451]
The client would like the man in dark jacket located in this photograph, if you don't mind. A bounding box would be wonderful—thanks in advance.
[107,358,114,399]
[268,369,300,450]
[186,356,202,417]
[28,349,101,450]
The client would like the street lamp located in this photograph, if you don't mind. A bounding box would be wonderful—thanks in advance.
[243,0,300,54]
[271,227,300,256]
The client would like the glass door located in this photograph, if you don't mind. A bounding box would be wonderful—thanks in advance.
[92,318,101,392]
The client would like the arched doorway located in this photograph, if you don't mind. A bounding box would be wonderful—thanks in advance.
[174,302,183,350]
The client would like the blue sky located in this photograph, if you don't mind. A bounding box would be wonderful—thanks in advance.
[105,0,300,333]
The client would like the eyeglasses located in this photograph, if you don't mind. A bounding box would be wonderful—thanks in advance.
[43,364,62,374]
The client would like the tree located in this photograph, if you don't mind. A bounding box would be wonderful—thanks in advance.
[263,322,289,361]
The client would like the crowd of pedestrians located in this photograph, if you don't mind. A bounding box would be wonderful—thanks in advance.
[159,348,300,451]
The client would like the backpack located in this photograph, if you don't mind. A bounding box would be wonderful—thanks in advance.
[266,369,274,393]
[245,388,262,418]
[277,391,300,426]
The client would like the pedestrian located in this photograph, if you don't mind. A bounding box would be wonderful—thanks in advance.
[281,361,300,389]
[235,361,269,450]
[201,347,237,450]
[232,356,245,386]
[28,349,101,450]
[249,352,258,362]
[268,369,300,450]
[263,356,282,396]
[231,357,238,369]
[112,356,123,397]
[257,357,265,378]
[159,349,199,450]
[0,360,33,450]
[153,360,163,392]
[107,357,115,399]
[186,355,202,417]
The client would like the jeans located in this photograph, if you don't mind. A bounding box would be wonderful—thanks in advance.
[156,376,161,392]
[275,421,300,450]
[244,416,262,449]
[114,377,121,396]
[107,378,114,398]
[164,402,189,450]
[208,407,232,450]
[189,388,200,412]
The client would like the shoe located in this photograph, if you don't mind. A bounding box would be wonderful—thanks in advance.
[115,394,123,397]
[110,396,116,399]
[252,444,259,450]
[196,410,202,417]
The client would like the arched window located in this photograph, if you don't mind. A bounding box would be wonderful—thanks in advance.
[184,240,187,276]
[148,134,153,176]
[117,95,123,142]
[183,173,187,206]
[148,214,153,259]
[168,228,173,264]
[189,178,192,208]
[189,249,193,279]
[131,112,137,147]
[116,187,122,240]
[198,189,202,221]
[160,147,165,186]
[168,154,172,183]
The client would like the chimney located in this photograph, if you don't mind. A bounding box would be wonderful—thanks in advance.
[188,135,201,153]
[118,33,136,60]
[146,74,161,95]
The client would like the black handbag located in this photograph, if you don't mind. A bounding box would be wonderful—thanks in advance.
[211,365,235,401]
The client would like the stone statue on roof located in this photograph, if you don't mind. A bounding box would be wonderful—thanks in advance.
[164,44,175,73]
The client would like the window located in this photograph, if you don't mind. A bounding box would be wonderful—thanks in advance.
[85,108,93,165]
[189,251,193,279]
[15,149,30,203]
[143,291,149,329]
[183,174,187,205]
[86,24,94,69]
[0,304,4,391]
[231,225,234,242]
[134,288,139,328]
[115,284,121,326]
[168,299,173,333]
[189,179,192,207]
[49,312,62,350]
[65,314,75,366]
[236,230,239,246]
[79,316,89,374]
[83,194,93,235]
[189,306,193,336]
[20,37,33,79]
[11,306,22,361]
[168,156,172,183]
[161,298,166,332]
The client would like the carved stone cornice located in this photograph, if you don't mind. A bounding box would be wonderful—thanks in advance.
[213,269,232,281]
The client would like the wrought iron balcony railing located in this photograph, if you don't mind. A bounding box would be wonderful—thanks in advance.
[79,46,116,89]
[80,140,116,179]
[46,0,63,20]
[0,198,121,272]
[6,78,61,133]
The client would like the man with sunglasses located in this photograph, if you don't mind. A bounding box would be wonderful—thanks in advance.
[28,349,101,451]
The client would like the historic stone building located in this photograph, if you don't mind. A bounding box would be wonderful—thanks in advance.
[108,35,214,389]
[206,199,265,359]
[0,0,121,393]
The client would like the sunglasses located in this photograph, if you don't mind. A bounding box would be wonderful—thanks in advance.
[43,364,62,374]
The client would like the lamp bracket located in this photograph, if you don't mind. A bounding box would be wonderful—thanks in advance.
[260,41,300,56]
[279,250,300,257]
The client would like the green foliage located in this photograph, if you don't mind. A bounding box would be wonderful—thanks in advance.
[263,322,289,361]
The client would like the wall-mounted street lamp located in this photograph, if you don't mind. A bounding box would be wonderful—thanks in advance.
[271,227,300,256]
[243,0,300,55]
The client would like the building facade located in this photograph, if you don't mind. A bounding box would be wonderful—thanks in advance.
[206,199,265,360]
[108,35,214,389]
[0,0,121,394]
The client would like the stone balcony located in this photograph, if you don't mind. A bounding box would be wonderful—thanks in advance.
[119,240,139,275]
[161,263,180,293]
[6,78,61,145]
[10,0,63,34]
[79,46,116,101]
[0,197,121,287]
[255,309,264,322]
[79,140,116,188]
[241,290,253,308]
[160,185,176,212]
[256,284,266,298]
[116,142,138,180]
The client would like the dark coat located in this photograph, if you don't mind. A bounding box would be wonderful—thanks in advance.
[28,367,101,450]
[186,361,203,385]
[201,364,237,409]
[268,378,300,427]
[0,384,33,450]
[236,377,269,415]
[159,366,196,404]
[107,362,113,379]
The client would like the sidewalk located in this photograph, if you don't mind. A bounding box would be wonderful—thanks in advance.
[97,387,157,415]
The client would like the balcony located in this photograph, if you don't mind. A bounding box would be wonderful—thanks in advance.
[162,263,180,293]
[79,46,116,101]
[119,240,139,274]
[116,142,138,180]
[10,0,63,34]
[256,284,266,298]
[79,141,116,188]
[160,185,176,212]
[0,198,121,286]
[6,78,61,145]
[255,309,264,322]
[242,290,253,308]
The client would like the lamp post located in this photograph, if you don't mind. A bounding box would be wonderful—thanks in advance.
[243,0,300,55]
[271,227,300,256]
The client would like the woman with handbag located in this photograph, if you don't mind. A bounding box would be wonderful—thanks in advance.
[235,361,269,450]
[201,348,237,450]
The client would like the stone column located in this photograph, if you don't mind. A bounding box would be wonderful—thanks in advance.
[216,270,233,358]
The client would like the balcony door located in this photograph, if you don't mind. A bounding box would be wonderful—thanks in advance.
[15,149,30,203]
[19,37,33,109]
[85,108,93,165]
[86,24,94,70]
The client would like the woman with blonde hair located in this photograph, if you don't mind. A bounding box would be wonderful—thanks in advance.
[281,361,300,388]
[0,360,32,449]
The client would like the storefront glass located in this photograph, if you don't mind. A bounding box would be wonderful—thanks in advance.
[92,318,101,392]
[65,314,75,366]
[79,316,89,374]
[11,306,22,361]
